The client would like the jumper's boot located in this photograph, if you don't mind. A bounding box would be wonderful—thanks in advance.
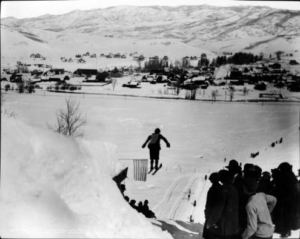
[150,160,154,171]
[154,161,159,170]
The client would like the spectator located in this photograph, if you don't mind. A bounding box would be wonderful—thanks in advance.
[203,172,221,239]
[205,170,239,239]
[120,184,126,196]
[234,163,257,235]
[272,162,300,237]
[242,177,277,239]
[137,201,143,213]
[129,200,138,210]
[225,159,242,183]
[257,172,273,195]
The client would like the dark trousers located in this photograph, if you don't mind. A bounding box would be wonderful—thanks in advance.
[150,159,158,169]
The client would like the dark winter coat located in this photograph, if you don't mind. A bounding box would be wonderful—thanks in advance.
[206,183,239,237]
[205,183,221,219]
[272,171,300,233]
[234,177,251,233]
[146,133,169,150]
[203,182,221,239]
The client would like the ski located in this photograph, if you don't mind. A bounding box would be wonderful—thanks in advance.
[152,163,162,175]
[148,168,154,174]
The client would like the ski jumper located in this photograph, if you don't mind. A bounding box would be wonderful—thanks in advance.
[144,133,170,169]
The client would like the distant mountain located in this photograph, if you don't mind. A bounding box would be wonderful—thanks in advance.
[2,5,300,43]
[1,5,300,60]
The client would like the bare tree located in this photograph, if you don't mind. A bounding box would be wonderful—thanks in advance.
[229,89,234,101]
[275,51,284,60]
[49,97,86,137]
[112,78,117,91]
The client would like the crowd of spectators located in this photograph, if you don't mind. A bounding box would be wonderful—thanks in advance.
[119,184,156,219]
[203,160,300,239]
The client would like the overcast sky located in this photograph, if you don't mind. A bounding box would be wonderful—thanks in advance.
[2,0,300,19]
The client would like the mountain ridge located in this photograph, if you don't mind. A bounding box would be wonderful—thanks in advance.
[1,5,300,60]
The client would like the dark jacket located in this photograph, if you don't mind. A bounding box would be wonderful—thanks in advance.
[145,133,169,150]
[272,170,300,233]
[203,182,221,239]
[206,183,239,237]
[205,183,221,219]
[234,177,251,233]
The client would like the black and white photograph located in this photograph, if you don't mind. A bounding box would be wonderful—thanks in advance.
[1,0,300,238]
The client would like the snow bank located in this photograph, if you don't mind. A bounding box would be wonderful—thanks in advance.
[0,116,172,238]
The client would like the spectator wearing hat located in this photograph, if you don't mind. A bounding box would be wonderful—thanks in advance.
[242,177,277,239]
[226,159,242,184]
[206,170,239,239]
[233,163,258,235]
[254,165,262,180]
[203,172,221,239]
[257,172,273,195]
[272,162,300,237]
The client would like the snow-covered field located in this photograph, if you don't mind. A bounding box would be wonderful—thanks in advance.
[1,87,299,238]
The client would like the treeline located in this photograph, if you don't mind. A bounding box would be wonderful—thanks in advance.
[213,52,263,66]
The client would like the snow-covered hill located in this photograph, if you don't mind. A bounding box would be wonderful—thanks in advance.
[2,5,300,45]
[1,5,300,65]
[0,114,172,238]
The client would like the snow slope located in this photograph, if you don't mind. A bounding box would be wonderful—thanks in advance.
[1,90,299,238]
[0,115,172,238]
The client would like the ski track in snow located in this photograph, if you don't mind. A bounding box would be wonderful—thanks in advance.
[170,176,199,220]
[153,175,204,220]
[153,176,189,219]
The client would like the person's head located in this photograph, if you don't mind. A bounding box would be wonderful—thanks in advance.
[254,165,262,179]
[243,163,257,179]
[130,200,136,205]
[262,171,271,181]
[271,168,279,180]
[154,128,160,134]
[120,184,126,192]
[209,172,219,184]
[225,159,241,174]
[243,177,259,195]
[144,199,149,205]
[278,162,292,173]
[138,201,143,207]
[218,170,233,184]
[124,196,129,202]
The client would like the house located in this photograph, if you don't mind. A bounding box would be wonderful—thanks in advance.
[148,56,160,70]
[161,56,169,68]
[114,53,121,58]
[182,56,190,68]
[30,54,36,58]
[96,71,110,82]
[121,54,127,59]
[90,54,97,58]
[74,68,98,77]
[139,55,145,61]
[77,58,86,63]
[100,54,106,57]
[51,68,65,75]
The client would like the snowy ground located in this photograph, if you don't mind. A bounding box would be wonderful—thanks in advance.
[1,84,299,238]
